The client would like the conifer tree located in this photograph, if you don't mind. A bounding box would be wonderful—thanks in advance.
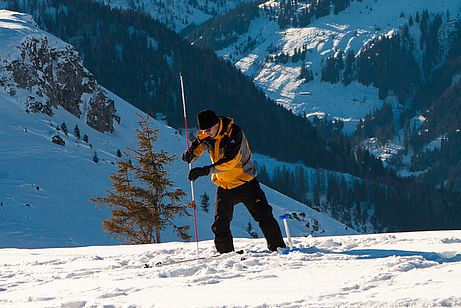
[200,192,210,213]
[246,221,258,238]
[93,151,99,163]
[61,122,68,135]
[92,114,190,244]
[74,124,81,139]
[313,169,322,207]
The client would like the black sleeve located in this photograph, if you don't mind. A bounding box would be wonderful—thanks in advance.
[189,136,204,151]
[210,125,243,167]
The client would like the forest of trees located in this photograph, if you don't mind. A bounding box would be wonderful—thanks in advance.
[262,0,352,29]
[6,0,391,178]
[318,10,446,103]
[319,25,421,102]
[188,0,355,52]
[354,12,461,193]
[184,0,264,49]
[6,0,461,233]
[256,161,461,233]
[354,103,395,143]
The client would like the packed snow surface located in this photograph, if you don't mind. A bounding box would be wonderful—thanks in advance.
[1,230,461,307]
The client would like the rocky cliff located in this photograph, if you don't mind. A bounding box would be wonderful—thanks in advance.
[0,11,119,133]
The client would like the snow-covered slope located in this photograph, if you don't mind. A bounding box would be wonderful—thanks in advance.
[0,10,354,249]
[212,0,461,132]
[98,0,250,32]
[1,230,461,307]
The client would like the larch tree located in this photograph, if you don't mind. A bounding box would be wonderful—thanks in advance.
[92,114,190,244]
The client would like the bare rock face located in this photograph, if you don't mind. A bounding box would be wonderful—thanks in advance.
[51,134,66,146]
[87,92,120,133]
[2,35,119,133]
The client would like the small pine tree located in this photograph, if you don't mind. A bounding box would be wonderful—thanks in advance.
[200,192,210,213]
[93,151,99,163]
[313,169,321,208]
[74,125,81,139]
[91,114,190,244]
[313,218,320,232]
[61,122,68,135]
[83,134,89,143]
[246,221,258,238]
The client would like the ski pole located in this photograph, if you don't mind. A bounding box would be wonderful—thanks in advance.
[279,214,293,250]
[180,72,200,258]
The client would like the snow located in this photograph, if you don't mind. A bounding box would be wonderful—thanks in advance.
[452,73,461,87]
[0,84,355,247]
[1,230,461,307]
[0,9,354,249]
[218,0,461,133]
[0,10,68,60]
[0,83,356,247]
[1,8,461,307]
[423,136,444,152]
[361,138,404,163]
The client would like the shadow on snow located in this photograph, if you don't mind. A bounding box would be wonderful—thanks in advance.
[291,247,461,264]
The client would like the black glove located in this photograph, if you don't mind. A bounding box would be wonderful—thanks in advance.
[188,166,210,181]
[181,149,195,163]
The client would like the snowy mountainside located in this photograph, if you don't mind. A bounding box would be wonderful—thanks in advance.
[1,230,461,307]
[0,10,118,133]
[253,153,376,233]
[191,0,461,133]
[97,0,251,32]
[0,10,355,248]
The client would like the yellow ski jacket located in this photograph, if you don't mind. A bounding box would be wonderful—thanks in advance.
[190,116,257,189]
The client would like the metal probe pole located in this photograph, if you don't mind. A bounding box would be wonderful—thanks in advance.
[180,72,199,258]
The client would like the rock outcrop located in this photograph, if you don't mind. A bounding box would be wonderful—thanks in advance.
[1,34,119,133]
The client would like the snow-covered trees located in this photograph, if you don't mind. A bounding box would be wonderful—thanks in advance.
[92,115,190,244]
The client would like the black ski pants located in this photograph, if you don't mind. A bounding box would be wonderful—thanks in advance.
[211,178,286,253]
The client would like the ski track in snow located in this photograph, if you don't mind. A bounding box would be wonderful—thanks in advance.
[1,231,461,307]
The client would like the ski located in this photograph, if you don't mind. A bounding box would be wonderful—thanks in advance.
[145,249,245,268]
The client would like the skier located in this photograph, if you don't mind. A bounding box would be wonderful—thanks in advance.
[182,109,286,254]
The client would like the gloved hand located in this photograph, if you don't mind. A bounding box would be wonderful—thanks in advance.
[188,166,210,181]
[181,149,195,163]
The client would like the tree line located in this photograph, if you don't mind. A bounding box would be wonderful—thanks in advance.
[6,0,389,179]
[256,161,461,233]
